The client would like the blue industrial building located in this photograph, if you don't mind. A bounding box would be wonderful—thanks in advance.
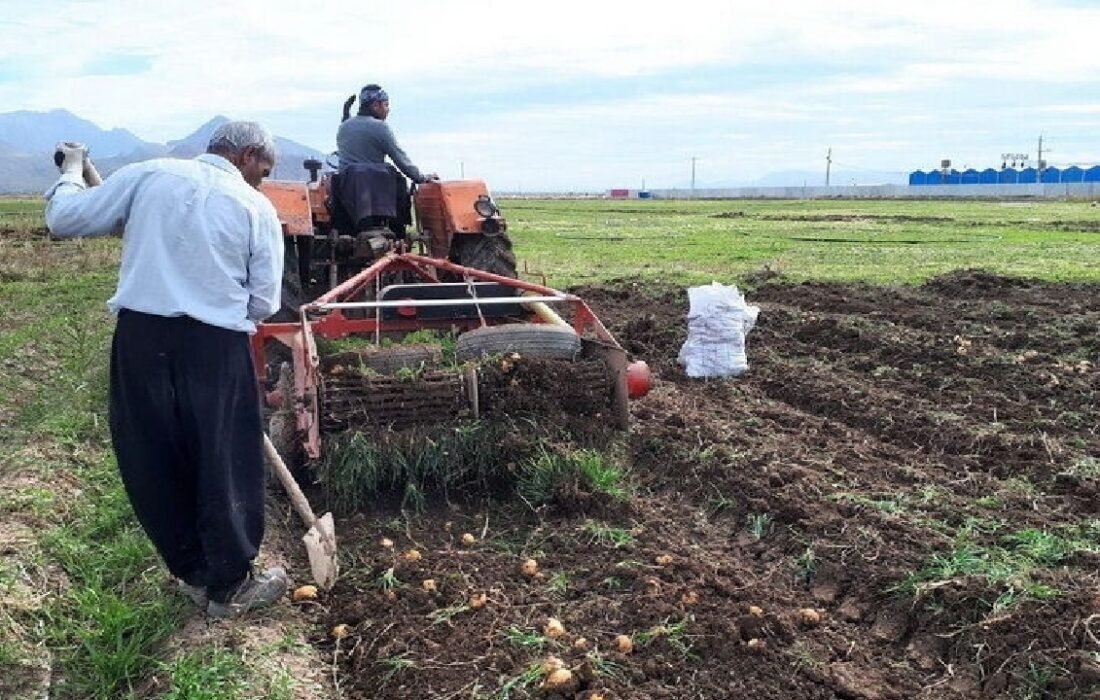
[911,165,1100,185]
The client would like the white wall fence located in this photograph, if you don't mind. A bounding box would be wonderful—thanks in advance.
[627,183,1100,200]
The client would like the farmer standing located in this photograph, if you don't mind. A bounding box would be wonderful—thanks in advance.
[44,121,290,617]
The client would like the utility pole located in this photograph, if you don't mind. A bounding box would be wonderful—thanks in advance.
[825,147,832,186]
[690,156,697,197]
[460,161,465,179]
[1036,135,1044,181]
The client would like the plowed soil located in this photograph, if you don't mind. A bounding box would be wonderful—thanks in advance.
[292,271,1100,700]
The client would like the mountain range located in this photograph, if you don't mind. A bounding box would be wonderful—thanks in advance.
[0,110,326,194]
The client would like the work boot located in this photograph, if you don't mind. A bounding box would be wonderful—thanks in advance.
[206,567,290,619]
[177,579,208,609]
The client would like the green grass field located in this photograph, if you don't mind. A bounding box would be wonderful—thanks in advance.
[503,198,1100,285]
[1,194,1099,699]
[7,196,1100,287]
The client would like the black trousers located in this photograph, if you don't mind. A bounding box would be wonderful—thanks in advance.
[109,310,264,601]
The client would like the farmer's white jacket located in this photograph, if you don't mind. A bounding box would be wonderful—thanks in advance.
[45,154,283,334]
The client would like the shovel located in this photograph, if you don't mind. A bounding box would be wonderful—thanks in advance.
[262,434,338,590]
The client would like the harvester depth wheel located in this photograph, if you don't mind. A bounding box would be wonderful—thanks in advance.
[450,232,517,279]
[456,324,581,362]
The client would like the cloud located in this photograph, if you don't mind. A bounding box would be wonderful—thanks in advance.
[82,52,154,77]
[1038,104,1100,114]
[0,0,1097,188]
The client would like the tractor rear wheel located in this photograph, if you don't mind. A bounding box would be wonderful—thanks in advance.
[449,232,517,279]
[456,324,580,362]
[272,239,304,322]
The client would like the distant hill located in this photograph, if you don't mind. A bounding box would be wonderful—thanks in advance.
[0,109,157,159]
[165,115,328,181]
[0,110,326,193]
[166,115,231,156]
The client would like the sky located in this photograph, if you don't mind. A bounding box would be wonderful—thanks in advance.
[1,0,1099,190]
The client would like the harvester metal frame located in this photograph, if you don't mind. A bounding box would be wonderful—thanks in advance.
[252,250,642,460]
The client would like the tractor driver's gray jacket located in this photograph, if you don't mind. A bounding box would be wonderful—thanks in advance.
[336,115,425,183]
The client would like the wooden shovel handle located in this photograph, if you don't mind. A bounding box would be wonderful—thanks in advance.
[262,434,318,527]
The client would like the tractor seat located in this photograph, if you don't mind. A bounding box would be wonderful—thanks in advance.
[328,162,412,236]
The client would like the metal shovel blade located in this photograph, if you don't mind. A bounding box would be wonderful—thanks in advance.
[302,512,338,591]
[263,433,339,591]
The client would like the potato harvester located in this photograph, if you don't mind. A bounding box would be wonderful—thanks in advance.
[253,169,652,462]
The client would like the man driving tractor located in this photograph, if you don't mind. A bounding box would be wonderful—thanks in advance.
[336,83,438,184]
[330,83,438,238]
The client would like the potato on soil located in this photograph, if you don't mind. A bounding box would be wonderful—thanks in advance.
[544,617,567,638]
[292,585,318,602]
[748,605,764,616]
[681,590,700,606]
[521,558,539,576]
[573,637,590,650]
[747,638,767,652]
[798,607,822,627]
[541,655,565,674]
[380,537,395,549]
[654,554,674,566]
[615,634,634,654]
[421,578,437,592]
[404,549,422,562]
[469,593,488,609]
[541,668,577,693]
[331,624,351,639]
[461,533,477,546]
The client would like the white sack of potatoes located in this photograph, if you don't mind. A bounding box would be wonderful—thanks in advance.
[677,282,760,378]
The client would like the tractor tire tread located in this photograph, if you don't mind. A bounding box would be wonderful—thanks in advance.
[449,233,517,279]
[272,240,304,322]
